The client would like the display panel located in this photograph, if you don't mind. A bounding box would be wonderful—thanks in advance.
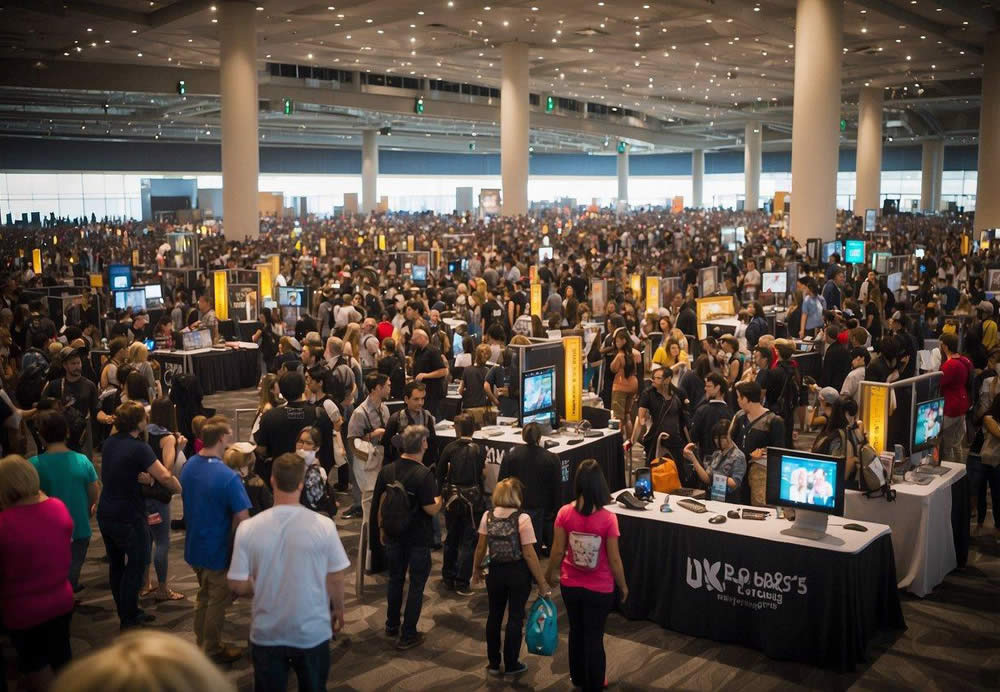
[887,272,903,293]
[538,247,554,263]
[520,365,557,427]
[113,288,145,311]
[864,209,877,232]
[766,448,846,516]
[913,397,944,451]
[277,286,304,307]
[108,264,132,290]
[142,284,163,309]
[822,241,843,263]
[411,265,428,284]
[845,239,866,264]
[762,271,787,294]
[181,328,213,350]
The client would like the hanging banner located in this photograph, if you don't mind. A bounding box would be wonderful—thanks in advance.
[863,383,889,454]
[213,270,229,321]
[531,283,542,317]
[269,254,280,284]
[591,279,607,316]
[256,263,273,300]
[962,235,970,256]
[646,277,661,313]
[320,237,327,257]
[32,249,41,274]
[530,265,538,283]
[563,335,583,423]
[378,234,386,251]
[407,234,415,252]
[630,274,642,299]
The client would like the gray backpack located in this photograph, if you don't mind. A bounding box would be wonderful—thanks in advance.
[486,510,522,563]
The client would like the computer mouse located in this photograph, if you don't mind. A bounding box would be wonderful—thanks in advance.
[843,523,868,532]
[543,440,559,449]
[708,515,727,524]
[727,510,740,519]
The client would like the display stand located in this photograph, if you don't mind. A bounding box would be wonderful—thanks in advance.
[781,509,835,541]
[509,337,566,422]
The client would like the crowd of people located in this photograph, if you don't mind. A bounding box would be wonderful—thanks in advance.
[0,204,995,691]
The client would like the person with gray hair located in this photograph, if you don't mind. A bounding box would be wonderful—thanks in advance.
[371,424,442,650]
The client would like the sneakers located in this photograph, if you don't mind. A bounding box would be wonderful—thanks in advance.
[454,585,474,597]
[396,632,425,650]
[486,666,503,677]
[209,646,246,664]
[505,662,528,677]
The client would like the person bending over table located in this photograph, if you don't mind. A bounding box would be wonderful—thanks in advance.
[682,420,746,503]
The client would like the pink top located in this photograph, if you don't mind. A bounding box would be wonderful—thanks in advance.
[554,503,620,593]
[0,498,74,630]
[478,507,537,546]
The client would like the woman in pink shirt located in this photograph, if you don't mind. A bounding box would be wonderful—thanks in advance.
[0,454,75,689]
[546,460,629,692]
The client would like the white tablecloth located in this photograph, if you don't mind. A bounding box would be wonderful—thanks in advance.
[609,490,890,554]
[845,461,965,597]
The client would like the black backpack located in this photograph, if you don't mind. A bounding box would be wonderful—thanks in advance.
[774,361,800,417]
[486,510,523,563]
[442,441,484,522]
[378,463,422,540]
[15,361,48,409]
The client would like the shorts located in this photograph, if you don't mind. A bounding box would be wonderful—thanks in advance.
[611,390,636,423]
[9,610,73,674]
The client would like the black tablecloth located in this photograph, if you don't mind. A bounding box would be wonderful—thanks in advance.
[952,472,970,568]
[616,514,905,671]
[153,349,259,396]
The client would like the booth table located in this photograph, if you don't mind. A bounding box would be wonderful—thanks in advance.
[92,343,260,396]
[435,424,626,501]
[611,491,904,671]
[845,461,968,597]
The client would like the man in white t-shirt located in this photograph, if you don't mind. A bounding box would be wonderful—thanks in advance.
[228,453,350,692]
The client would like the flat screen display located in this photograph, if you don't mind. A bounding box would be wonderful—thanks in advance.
[113,289,145,311]
[448,259,469,274]
[277,286,304,308]
[822,241,843,263]
[864,209,877,232]
[762,272,787,294]
[520,365,557,427]
[887,272,903,293]
[699,266,717,297]
[915,248,925,258]
[142,284,163,308]
[411,265,428,283]
[913,398,944,451]
[845,239,866,264]
[109,264,132,290]
[181,328,213,350]
[766,448,845,516]
[538,247,554,263]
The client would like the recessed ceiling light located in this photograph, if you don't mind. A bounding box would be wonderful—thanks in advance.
[86,27,93,32]
[211,18,217,22]
[307,53,313,58]
[256,6,264,10]
[377,29,383,33]
[327,5,335,8]
[346,34,351,38]
[131,29,138,33]
[137,52,143,56]
[418,10,424,14]
[860,27,867,33]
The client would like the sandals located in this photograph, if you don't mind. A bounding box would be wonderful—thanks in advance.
[154,589,186,602]
[139,586,156,598]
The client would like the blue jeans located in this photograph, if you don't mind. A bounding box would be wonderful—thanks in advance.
[251,640,330,692]
[385,542,432,638]
[442,509,477,588]
[145,498,171,584]
[97,515,151,627]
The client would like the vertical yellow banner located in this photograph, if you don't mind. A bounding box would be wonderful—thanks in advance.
[563,335,583,423]
[863,384,888,454]
[646,277,661,313]
[530,283,542,317]
[269,254,280,283]
[32,249,41,274]
[378,234,386,251]
[132,249,139,266]
[407,234,415,252]
[529,265,537,283]
[320,237,327,257]
[213,270,229,321]
[256,264,273,300]
[962,235,970,256]
[630,274,642,299]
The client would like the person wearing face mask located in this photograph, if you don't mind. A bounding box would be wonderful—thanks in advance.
[224,443,272,517]
[296,427,337,517]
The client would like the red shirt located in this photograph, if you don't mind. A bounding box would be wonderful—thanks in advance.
[376,321,394,344]
[940,355,971,417]
[0,498,74,630]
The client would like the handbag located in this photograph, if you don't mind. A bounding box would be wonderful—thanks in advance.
[333,432,348,468]
[141,480,174,504]
[525,596,558,656]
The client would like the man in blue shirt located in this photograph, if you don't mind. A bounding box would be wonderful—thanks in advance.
[181,415,252,664]
[822,268,844,311]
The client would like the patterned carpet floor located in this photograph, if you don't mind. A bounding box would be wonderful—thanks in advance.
[4,387,1000,691]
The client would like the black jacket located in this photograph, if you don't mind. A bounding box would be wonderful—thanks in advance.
[820,341,852,391]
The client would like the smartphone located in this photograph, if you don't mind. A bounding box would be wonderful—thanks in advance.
[634,467,652,500]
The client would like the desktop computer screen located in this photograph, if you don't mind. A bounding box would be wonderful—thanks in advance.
[520,365,557,427]
[181,329,213,350]
[913,397,944,451]
[887,272,903,294]
[762,272,787,294]
[142,284,163,309]
[109,264,132,290]
[114,289,146,311]
[766,447,846,516]
[411,265,428,284]
[278,286,304,308]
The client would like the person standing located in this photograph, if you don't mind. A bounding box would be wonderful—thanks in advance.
[42,346,113,456]
[939,332,972,464]
[689,372,732,457]
[97,401,181,630]
[631,366,688,467]
[498,422,561,555]
[410,329,449,420]
[0,455,76,690]
[729,382,785,506]
[546,460,629,692]
[437,414,486,595]
[181,415,252,664]
[29,410,100,594]
[819,325,852,391]
[254,372,330,489]
[372,425,442,650]
[472,478,552,678]
[228,453,350,692]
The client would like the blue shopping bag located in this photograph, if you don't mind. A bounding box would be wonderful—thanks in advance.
[525,596,558,656]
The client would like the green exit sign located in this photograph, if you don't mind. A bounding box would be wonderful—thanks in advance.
[176,80,186,95]
[283,98,294,115]
[617,140,627,154]
[545,95,555,113]
[415,96,425,114]
[840,118,847,132]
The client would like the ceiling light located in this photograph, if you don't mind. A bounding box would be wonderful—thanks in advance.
[860,27,867,33]
[86,27,93,32]
[418,10,424,15]
[131,29,138,33]
[256,6,264,10]
[137,52,143,56]
[307,53,313,58]
[210,5,216,11]
[377,29,384,33]
[346,34,351,38]
[706,18,712,23]
[327,5,334,8]
[753,6,760,11]
[63,51,70,55]
[503,20,509,26]
[484,5,491,9]
[448,1,454,5]
[906,55,911,60]
[211,18,217,22]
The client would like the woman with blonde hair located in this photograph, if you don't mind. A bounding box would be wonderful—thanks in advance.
[473,477,551,678]
[0,454,75,690]
[343,322,362,364]
[52,631,235,692]
[224,443,272,516]
[126,341,160,402]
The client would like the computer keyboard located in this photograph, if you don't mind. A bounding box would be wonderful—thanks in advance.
[676,499,708,514]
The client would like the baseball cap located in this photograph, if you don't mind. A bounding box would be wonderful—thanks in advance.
[978,301,995,315]
[229,442,256,455]
[59,346,84,362]
[818,386,840,404]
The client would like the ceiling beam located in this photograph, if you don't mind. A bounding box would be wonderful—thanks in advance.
[853,0,983,55]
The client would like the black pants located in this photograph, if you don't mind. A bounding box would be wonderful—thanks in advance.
[97,515,151,628]
[442,508,477,589]
[485,560,533,670]
[251,640,330,692]
[561,585,614,692]
[9,611,72,675]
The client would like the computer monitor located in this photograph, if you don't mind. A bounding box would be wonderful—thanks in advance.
[736,226,746,245]
[822,241,843,263]
[520,365,557,429]
[538,247,554,263]
[411,265,428,285]
[864,209,877,232]
[143,338,156,353]
[698,266,718,297]
[872,252,890,274]
[142,284,163,309]
[720,227,736,251]
[766,447,846,540]
[108,264,132,290]
[447,260,463,275]
[912,397,944,453]
[762,271,787,294]
[113,288,146,311]
[845,239,866,264]
[277,286,304,308]
[915,247,925,258]
[887,272,903,294]
[181,328,213,351]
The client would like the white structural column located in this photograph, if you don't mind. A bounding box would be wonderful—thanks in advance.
[855,86,883,215]
[790,0,843,242]
[501,42,530,216]
[976,33,1000,232]
[920,139,944,212]
[744,122,762,210]
[362,129,378,214]
[219,1,259,240]
[617,146,629,207]
[692,149,704,208]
